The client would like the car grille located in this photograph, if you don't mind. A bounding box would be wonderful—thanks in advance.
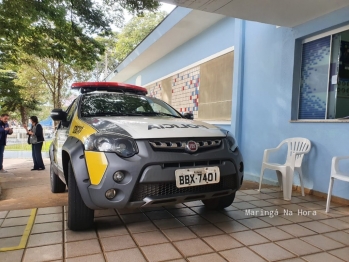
[130,176,234,201]
[162,160,222,169]
[149,139,221,152]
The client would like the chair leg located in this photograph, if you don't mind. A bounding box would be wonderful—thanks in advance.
[282,166,294,201]
[258,167,265,191]
[326,177,334,213]
[297,168,305,196]
[276,171,283,191]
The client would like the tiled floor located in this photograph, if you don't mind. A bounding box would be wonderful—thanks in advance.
[0,188,348,262]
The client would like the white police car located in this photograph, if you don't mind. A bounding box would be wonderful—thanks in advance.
[50,82,244,230]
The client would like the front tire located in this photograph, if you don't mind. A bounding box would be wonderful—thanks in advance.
[67,161,94,231]
[202,193,236,209]
[50,163,66,193]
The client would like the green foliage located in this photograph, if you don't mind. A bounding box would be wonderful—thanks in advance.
[118,0,160,15]
[93,33,119,81]
[0,0,161,120]
[0,68,43,123]
[91,11,167,80]
[0,0,160,67]
[0,1,99,68]
[31,105,53,123]
[6,141,51,152]
[115,11,167,63]
[0,53,90,122]
[18,55,91,108]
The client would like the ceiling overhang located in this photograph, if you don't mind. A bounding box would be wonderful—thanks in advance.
[159,0,349,27]
[108,9,225,83]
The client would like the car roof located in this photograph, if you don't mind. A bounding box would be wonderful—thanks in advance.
[72,82,148,96]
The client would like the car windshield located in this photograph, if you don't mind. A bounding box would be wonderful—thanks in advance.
[80,93,182,118]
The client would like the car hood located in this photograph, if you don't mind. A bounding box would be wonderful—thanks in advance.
[81,116,226,139]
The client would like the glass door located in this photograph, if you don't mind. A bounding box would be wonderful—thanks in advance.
[326,34,340,119]
[336,30,349,118]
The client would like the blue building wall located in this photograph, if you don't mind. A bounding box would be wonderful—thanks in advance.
[240,7,349,200]
[118,5,349,200]
[125,17,235,85]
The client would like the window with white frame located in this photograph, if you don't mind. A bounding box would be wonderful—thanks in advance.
[298,26,349,120]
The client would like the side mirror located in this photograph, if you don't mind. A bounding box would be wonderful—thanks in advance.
[183,112,194,120]
[51,109,67,122]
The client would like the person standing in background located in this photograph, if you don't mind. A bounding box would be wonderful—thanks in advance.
[0,114,13,173]
[23,116,45,171]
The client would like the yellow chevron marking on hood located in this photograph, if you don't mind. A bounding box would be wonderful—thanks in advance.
[69,111,97,143]
[85,151,108,185]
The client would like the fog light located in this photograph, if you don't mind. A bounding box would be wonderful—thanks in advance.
[105,189,116,200]
[113,171,125,183]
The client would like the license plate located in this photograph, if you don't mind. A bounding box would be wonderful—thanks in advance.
[175,166,220,188]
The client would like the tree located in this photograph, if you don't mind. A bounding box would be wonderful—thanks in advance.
[115,11,167,63]
[0,52,91,124]
[0,0,160,67]
[0,69,43,124]
[0,0,163,120]
[16,55,91,109]
[92,33,120,81]
[90,11,167,80]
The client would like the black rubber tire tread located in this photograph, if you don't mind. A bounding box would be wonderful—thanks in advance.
[50,163,66,193]
[202,192,236,210]
[67,161,94,231]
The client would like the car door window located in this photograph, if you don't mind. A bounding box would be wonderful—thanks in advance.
[149,101,172,114]
[66,100,78,123]
[58,100,77,129]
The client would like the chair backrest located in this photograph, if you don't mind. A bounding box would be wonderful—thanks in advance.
[283,137,311,167]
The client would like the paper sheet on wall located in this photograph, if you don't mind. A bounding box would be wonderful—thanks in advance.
[332,75,338,85]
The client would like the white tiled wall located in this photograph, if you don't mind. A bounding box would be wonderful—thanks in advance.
[171,66,200,119]
[148,82,162,99]
[147,67,200,119]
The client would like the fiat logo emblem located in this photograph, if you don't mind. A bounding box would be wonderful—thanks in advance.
[186,141,198,153]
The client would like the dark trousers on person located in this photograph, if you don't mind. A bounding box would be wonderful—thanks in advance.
[0,144,5,170]
[32,143,45,169]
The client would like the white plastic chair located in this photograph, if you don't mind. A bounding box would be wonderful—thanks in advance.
[258,138,311,200]
[326,156,349,212]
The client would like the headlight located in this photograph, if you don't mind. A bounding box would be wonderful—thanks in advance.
[85,133,138,158]
[226,132,238,152]
[96,137,112,151]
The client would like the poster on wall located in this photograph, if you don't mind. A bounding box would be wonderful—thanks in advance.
[339,40,349,80]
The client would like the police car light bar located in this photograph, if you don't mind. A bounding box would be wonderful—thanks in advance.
[71,82,148,95]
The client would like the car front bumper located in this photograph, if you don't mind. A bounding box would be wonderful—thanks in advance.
[85,139,244,209]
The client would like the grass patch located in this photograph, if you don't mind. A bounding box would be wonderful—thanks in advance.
[6,141,51,152]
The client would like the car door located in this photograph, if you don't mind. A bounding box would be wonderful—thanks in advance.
[54,100,78,172]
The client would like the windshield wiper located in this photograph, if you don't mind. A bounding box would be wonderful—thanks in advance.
[84,112,181,118]
[84,113,144,117]
[138,112,182,118]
